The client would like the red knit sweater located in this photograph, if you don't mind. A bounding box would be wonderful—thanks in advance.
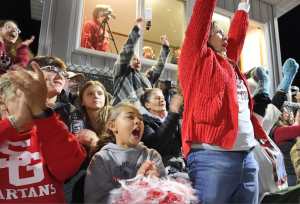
[178,0,268,158]
[0,115,86,203]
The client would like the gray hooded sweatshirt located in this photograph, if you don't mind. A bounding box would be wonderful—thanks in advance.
[84,142,165,204]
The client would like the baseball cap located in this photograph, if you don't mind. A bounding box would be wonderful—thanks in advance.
[67,72,85,82]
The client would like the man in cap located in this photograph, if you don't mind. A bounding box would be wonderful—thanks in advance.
[64,71,85,109]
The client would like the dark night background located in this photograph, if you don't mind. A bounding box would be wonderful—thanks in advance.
[1,0,299,89]
[278,4,300,89]
[0,0,41,55]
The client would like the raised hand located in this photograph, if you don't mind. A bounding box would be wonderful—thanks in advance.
[7,61,48,116]
[240,0,249,2]
[21,36,35,46]
[169,94,182,114]
[76,129,99,147]
[160,35,169,46]
[135,18,144,34]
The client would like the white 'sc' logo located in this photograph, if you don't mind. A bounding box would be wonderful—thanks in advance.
[0,139,45,186]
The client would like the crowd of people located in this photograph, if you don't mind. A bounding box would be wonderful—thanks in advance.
[1,0,300,203]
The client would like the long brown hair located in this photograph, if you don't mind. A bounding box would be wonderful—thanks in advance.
[0,20,34,60]
[89,102,135,159]
[79,81,110,137]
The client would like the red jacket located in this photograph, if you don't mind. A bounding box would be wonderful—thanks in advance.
[0,114,86,203]
[81,18,109,52]
[178,0,268,158]
[0,42,29,75]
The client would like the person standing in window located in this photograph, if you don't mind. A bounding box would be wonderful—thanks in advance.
[0,20,34,75]
[110,18,170,108]
[178,0,268,203]
[81,5,111,52]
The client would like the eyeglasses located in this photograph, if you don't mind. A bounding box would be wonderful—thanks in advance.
[40,66,69,80]
[5,24,21,34]
[68,78,81,85]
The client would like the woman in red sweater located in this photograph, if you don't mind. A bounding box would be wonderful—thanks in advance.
[178,0,268,203]
[0,20,34,75]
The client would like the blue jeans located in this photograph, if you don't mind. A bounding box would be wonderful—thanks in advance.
[187,149,259,204]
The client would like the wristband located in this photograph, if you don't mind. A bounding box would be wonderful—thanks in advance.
[33,108,54,119]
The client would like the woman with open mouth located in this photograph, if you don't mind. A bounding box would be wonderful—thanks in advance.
[178,0,269,203]
[0,20,34,75]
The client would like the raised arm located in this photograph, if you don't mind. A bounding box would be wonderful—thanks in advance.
[142,112,180,152]
[142,95,181,152]
[112,18,142,77]
[185,0,217,50]
[226,0,250,63]
[143,35,170,85]
[274,125,300,145]
[7,61,86,181]
[16,36,34,67]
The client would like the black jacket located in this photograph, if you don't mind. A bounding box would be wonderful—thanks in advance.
[52,90,85,135]
[140,107,181,158]
[53,90,87,203]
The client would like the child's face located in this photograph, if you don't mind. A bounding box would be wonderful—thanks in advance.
[113,106,144,149]
[82,85,106,110]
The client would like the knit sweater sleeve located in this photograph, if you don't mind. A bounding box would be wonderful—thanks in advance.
[34,114,87,181]
[16,44,30,67]
[185,0,217,50]
[142,112,180,153]
[274,125,300,145]
[226,10,249,63]
[112,26,140,77]
[178,0,217,97]
[143,44,170,85]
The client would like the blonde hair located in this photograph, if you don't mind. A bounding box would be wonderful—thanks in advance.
[79,81,110,137]
[93,4,110,19]
[89,102,138,159]
[275,114,291,127]
[0,71,36,114]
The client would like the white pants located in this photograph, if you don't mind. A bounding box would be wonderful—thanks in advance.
[254,104,282,135]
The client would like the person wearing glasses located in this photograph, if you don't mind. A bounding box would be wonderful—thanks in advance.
[178,0,269,203]
[26,56,86,203]
[0,20,35,75]
[269,93,300,187]
[64,71,85,109]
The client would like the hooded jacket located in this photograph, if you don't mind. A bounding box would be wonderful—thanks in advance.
[84,142,165,203]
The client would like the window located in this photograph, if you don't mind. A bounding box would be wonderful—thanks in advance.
[240,24,267,73]
[142,0,186,65]
[79,0,187,66]
[81,0,137,54]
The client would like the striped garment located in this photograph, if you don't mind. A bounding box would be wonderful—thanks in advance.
[110,26,170,108]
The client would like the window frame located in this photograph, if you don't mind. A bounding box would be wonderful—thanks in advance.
[74,0,188,70]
